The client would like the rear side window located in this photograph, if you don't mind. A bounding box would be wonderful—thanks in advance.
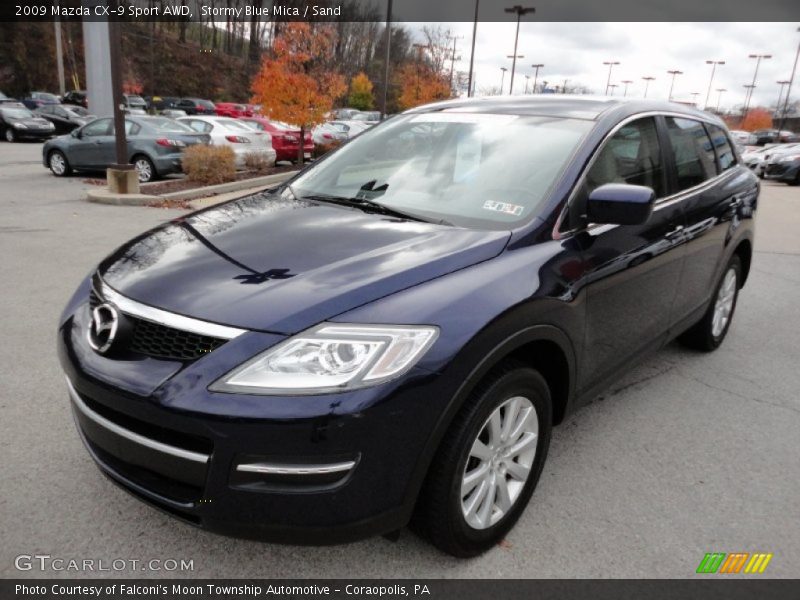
[706,124,737,172]
[665,117,717,190]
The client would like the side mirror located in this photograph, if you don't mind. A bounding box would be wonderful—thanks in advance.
[586,183,656,226]
[71,129,81,139]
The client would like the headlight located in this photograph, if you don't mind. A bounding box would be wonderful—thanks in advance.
[779,154,800,162]
[13,122,27,129]
[210,323,438,395]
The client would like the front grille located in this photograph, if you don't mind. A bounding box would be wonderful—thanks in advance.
[89,287,227,361]
[129,319,226,361]
[766,164,789,176]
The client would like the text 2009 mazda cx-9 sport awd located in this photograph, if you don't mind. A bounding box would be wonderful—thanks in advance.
[58,97,757,557]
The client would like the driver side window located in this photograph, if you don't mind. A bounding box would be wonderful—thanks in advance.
[82,119,111,137]
[567,117,666,228]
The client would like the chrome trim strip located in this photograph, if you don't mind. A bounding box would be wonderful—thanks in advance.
[236,460,356,476]
[66,377,210,464]
[95,279,247,340]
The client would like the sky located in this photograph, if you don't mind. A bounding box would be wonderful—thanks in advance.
[410,22,800,111]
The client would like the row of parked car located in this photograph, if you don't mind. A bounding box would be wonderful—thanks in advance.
[741,142,800,185]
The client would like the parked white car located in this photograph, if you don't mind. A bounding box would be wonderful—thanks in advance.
[177,116,276,168]
[742,143,800,178]
[730,129,758,146]
[311,121,350,145]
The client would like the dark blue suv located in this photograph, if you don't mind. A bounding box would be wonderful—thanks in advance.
[58,97,757,557]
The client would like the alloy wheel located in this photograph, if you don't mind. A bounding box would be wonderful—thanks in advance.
[49,152,66,176]
[134,158,153,183]
[460,395,539,530]
[711,268,737,338]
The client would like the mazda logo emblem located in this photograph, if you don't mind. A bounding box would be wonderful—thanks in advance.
[87,303,119,354]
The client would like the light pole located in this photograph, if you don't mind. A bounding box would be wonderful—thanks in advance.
[744,53,772,117]
[690,92,700,106]
[779,27,800,131]
[467,0,480,98]
[447,34,463,95]
[608,83,618,96]
[776,80,790,117]
[504,5,535,95]
[499,67,508,94]
[642,76,655,98]
[380,0,393,119]
[603,60,620,95]
[507,54,524,94]
[562,79,568,94]
[531,63,543,94]
[742,84,756,119]
[667,69,683,101]
[714,88,728,114]
[621,79,633,97]
[703,60,725,110]
[524,75,530,94]
[715,87,727,113]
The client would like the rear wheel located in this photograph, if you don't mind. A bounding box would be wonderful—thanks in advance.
[48,150,71,177]
[132,155,156,183]
[413,362,552,557]
[679,255,741,351]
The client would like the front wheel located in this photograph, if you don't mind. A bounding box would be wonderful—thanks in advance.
[48,150,71,177]
[413,362,552,557]
[679,255,741,351]
[5,128,16,143]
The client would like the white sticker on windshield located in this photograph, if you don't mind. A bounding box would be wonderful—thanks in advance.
[483,201,524,217]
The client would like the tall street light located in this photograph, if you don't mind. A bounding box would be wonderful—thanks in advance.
[504,5,535,94]
[703,59,725,110]
[715,87,727,112]
[524,74,530,94]
[642,75,655,98]
[507,53,524,94]
[500,67,508,94]
[744,53,772,117]
[742,84,756,119]
[779,27,800,131]
[776,80,790,116]
[531,63,544,94]
[467,0,480,98]
[667,69,683,101]
[690,92,700,106]
[608,83,619,96]
[603,61,620,95]
[621,80,633,97]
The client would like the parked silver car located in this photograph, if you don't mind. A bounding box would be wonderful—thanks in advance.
[42,116,209,182]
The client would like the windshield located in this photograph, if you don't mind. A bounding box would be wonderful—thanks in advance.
[290,112,591,229]
[66,106,89,117]
[2,107,34,119]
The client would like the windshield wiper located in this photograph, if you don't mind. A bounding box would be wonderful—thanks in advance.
[301,193,449,225]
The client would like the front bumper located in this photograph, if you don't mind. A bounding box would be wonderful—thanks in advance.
[58,299,450,544]
[13,126,54,139]
[764,160,800,182]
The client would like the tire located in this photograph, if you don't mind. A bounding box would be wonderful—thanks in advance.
[48,150,71,177]
[413,361,552,557]
[5,127,16,143]
[678,255,742,352]
[132,155,156,183]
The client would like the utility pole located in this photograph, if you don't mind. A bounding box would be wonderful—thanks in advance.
[703,60,725,110]
[447,34,463,95]
[54,5,66,96]
[642,76,655,98]
[504,5,535,95]
[779,27,800,131]
[603,60,619,95]
[531,63,543,94]
[667,69,683,101]
[467,0,480,98]
[380,0,393,120]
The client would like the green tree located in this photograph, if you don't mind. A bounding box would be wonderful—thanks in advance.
[347,72,375,110]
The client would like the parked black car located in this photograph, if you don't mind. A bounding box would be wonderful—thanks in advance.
[147,96,180,111]
[58,97,757,557]
[0,104,55,141]
[175,97,216,115]
[35,104,95,134]
[21,91,61,110]
[62,90,89,109]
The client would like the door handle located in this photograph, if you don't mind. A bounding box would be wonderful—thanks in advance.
[665,225,684,240]
[729,196,743,209]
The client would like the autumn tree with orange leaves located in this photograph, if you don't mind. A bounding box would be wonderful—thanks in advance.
[740,107,773,132]
[395,61,451,111]
[250,23,346,164]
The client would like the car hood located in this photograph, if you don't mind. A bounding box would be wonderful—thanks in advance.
[15,117,52,128]
[98,191,510,334]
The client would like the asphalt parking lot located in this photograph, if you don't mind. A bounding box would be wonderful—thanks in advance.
[1,140,798,579]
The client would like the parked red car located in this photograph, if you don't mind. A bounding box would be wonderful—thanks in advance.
[215,103,253,118]
[240,117,314,162]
